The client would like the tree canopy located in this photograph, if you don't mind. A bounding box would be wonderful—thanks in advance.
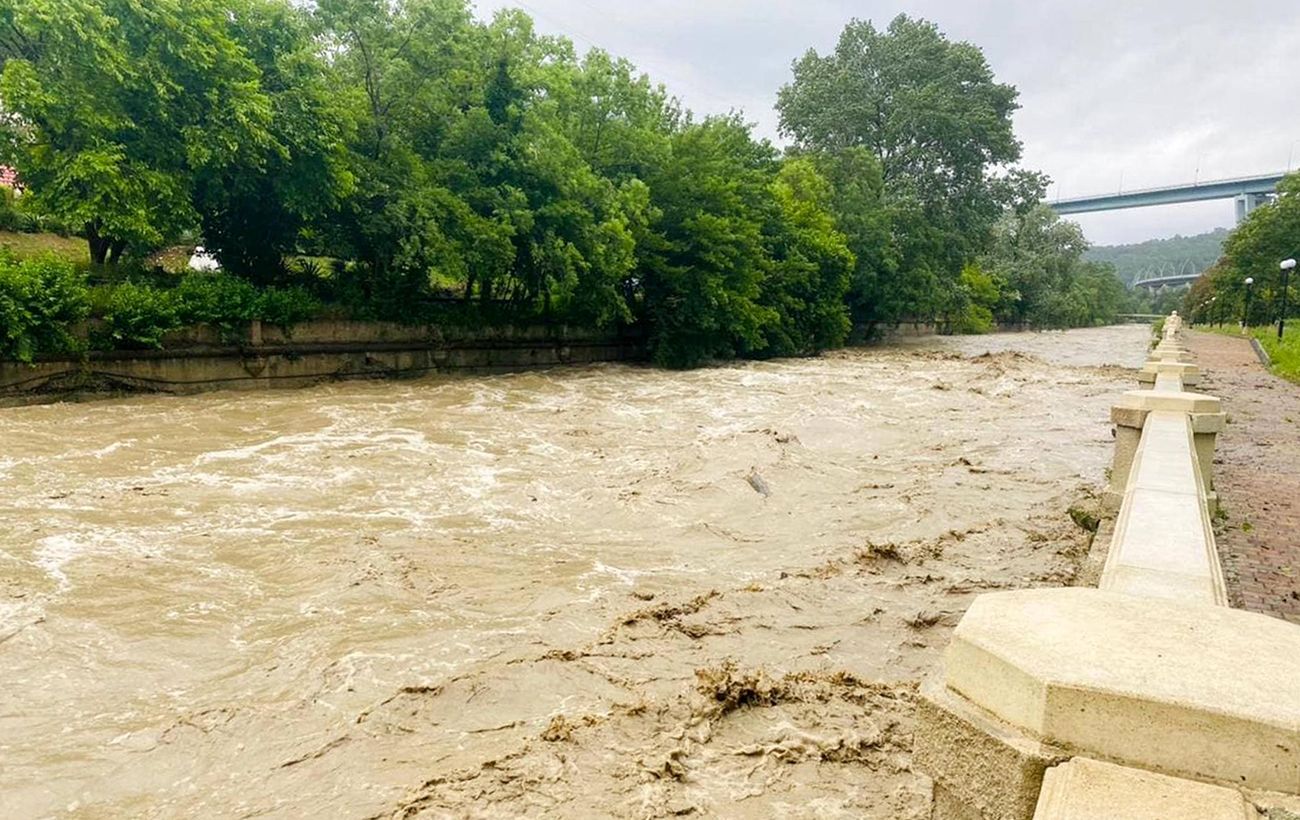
[0,3,1129,366]
[1184,172,1300,327]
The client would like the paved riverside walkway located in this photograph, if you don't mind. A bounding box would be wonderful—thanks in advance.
[1186,330,1300,623]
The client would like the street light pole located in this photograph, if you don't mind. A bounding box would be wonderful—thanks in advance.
[1243,277,1255,331]
[1282,259,1296,342]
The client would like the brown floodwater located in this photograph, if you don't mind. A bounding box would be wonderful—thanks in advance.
[0,326,1149,819]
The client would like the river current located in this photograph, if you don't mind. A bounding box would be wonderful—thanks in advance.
[0,326,1148,818]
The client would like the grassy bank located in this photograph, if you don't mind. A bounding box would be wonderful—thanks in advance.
[0,230,89,265]
[1254,325,1300,384]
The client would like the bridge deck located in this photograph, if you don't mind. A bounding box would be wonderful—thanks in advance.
[1049,173,1285,215]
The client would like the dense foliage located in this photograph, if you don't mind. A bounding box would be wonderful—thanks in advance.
[1184,172,1300,329]
[0,2,1129,364]
[0,253,88,361]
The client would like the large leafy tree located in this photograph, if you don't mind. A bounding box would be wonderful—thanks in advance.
[758,158,854,356]
[192,0,354,283]
[639,117,779,367]
[313,0,486,302]
[777,15,1028,324]
[0,0,279,265]
[981,204,1126,328]
[777,15,1021,200]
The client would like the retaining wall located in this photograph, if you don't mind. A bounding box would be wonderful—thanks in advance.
[915,313,1300,819]
[0,320,645,406]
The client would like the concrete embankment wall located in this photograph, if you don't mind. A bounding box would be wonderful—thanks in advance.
[0,320,645,406]
[915,314,1300,820]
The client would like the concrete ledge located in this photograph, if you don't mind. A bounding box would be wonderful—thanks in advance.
[1141,360,1202,380]
[1034,757,1255,820]
[915,676,1070,820]
[943,588,1300,794]
[1115,389,1223,415]
[1102,410,1226,605]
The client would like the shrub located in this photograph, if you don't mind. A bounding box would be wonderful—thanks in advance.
[256,285,321,328]
[0,187,22,232]
[952,303,996,335]
[96,281,180,349]
[0,253,90,361]
[173,273,260,329]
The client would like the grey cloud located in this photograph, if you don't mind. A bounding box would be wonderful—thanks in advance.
[474,0,1298,244]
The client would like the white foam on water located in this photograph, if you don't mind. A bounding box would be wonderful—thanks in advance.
[0,596,44,636]
[87,441,131,458]
[31,530,160,592]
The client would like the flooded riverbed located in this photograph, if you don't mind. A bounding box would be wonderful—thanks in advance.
[0,326,1148,818]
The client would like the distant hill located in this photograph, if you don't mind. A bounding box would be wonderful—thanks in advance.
[1085,228,1230,286]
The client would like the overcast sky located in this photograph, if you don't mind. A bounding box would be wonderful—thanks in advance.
[472,0,1299,246]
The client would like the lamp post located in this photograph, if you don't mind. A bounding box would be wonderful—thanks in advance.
[1282,259,1296,342]
[1243,277,1255,330]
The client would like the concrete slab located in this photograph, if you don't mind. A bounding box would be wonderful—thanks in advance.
[943,588,1300,794]
[1116,389,1223,415]
[1103,409,1226,604]
[1034,757,1255,820]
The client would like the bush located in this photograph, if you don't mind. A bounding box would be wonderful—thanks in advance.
[96,281,180,349]
[0,253,90,361]
[952,303,996,335]
[173,273,260,329]
[256,285,321,328]
[0,187,22,232]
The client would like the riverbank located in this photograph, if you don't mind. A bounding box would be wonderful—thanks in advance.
[0,321,1133,407]
[0,320,645,407]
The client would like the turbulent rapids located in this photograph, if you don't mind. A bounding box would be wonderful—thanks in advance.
[0,326,1149,818]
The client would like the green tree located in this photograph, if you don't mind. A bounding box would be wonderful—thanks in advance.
[0,0,278,265]
[776,15,1028,324]
[639,117,778,367]
[758,158,854,356]
[1217,172,1300,324]
[982,204,1126,328]
[803,147,899,332]
[192,0,354,283]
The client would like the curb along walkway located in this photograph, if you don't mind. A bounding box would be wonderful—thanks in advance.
[1187,330,1300,624]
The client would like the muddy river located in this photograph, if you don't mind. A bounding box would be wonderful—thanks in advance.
[0,326,1149,818]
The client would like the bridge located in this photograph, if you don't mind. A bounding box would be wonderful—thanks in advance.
[1129,259,1211,291]
[1049,172,1287,223]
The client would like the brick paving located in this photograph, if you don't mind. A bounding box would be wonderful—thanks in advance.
[1186,331,1300,623]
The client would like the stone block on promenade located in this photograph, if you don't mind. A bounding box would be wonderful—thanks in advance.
[1140,360,1201,383]
[1152,341,1195,363]
[1034,757,1255,820]
[941,588,1300,796]
[1107,390,1225,509]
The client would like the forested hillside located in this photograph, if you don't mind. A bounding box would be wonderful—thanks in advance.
[1085,229,1230,285]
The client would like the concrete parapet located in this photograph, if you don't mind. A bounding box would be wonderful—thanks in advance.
[915,676,1070,820]
[1034,757,1256,820]
[1152,341,1196,363]
[914,314,1300,820]
[1138,361,1201,391]
[1101,409,1227,605]
[1108,389,1225,510]
[940,589,1300,795]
